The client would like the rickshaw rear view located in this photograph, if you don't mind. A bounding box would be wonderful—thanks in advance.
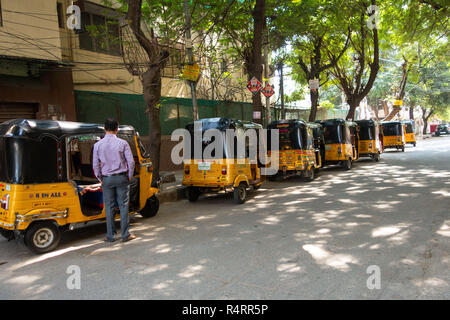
[182,118,265,204]
[381,121,406,152]
[316,119,360,170]
[267,120,321,181]
[356,120,383,161]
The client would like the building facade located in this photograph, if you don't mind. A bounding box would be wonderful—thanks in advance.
[0,0,77,122]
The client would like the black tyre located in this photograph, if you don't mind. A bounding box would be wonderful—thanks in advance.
[374,153,380,162]
[187,187,200,202]
[24,221,61,254]
[305,167,315,182]
[140,195,159,218]
[233,183,247,204]
[343,158,352,170]
[413,142,416,147]
[401,146,405,152]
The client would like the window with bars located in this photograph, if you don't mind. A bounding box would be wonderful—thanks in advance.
[79,11,121,56]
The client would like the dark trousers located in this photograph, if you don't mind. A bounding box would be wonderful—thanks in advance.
[102,175,130,241]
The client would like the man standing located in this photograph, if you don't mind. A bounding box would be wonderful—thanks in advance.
[93,118,136,242]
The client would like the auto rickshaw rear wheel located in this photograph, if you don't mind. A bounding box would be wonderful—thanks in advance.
[374,153,380,162]
[140,195,159,218]
[401,146,405,152]
[187,187,200,202]
[343,158,352,170]
[233,183,247,204]
[305,167,315,182]
[24,221,61,254]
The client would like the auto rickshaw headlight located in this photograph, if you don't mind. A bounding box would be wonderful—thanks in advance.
[184,166,190,175]
[221,166,227,175]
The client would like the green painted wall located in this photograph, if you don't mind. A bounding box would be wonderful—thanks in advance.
[75,90,254,135]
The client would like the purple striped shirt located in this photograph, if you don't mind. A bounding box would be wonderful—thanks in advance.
[92,134,135,181]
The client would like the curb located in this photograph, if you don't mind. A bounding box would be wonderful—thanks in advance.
[158,185,187,204]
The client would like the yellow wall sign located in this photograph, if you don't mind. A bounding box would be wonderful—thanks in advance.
[182,63,201,82]
[394,100,403,106]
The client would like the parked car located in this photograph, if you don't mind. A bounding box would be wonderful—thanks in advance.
[435,124,450,136]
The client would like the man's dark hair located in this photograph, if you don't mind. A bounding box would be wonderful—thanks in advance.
[104,118,119,132]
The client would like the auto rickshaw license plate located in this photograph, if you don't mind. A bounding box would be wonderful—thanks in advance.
[198,162,211,171]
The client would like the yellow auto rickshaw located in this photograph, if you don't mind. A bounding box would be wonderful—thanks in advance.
[381,121,406,152]
[402,120,417,147]
[182,118,265,204]
[266,120,321,181]
[316,119,360,170]
[0,119,159,254]
[356,120,383,161]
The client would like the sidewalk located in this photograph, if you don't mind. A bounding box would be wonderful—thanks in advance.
[158,170,186,203]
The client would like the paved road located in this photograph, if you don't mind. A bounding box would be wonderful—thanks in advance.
[0,136,449,299]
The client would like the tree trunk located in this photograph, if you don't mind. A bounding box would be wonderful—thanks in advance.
[346,97,361,121]
[423,118,428,135]
[409,105,415,120]
[309,89,319,122]
[142,65,162,182]
[421,107,434,135]
[126,0,168,184]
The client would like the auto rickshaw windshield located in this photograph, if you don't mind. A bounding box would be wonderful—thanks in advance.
[383,123,402,136]
[323,125,343,144]
[405,124,414,134]
[359,125,375,140]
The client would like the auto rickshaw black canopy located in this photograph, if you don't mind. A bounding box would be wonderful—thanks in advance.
[401,120,415,134]
[316,118,357,144]
[356,120,379,141]
[185,118,263,160]
[267,119,310,150]
[0,119,136,184]
[186,117,262,132]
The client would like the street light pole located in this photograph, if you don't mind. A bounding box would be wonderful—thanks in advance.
[184,0,199,121]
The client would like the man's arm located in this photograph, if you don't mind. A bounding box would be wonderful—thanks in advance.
[124,142,135,180]
[92,143,102,182]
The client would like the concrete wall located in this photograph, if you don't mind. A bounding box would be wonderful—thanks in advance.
[0,0,62,61]
[0,66,77,121]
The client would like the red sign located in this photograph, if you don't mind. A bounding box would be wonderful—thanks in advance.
[247,77,262,94]
[262,84,275,97]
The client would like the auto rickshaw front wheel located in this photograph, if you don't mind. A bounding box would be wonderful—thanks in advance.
[24,221,61,254]
[140,195,160,218]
